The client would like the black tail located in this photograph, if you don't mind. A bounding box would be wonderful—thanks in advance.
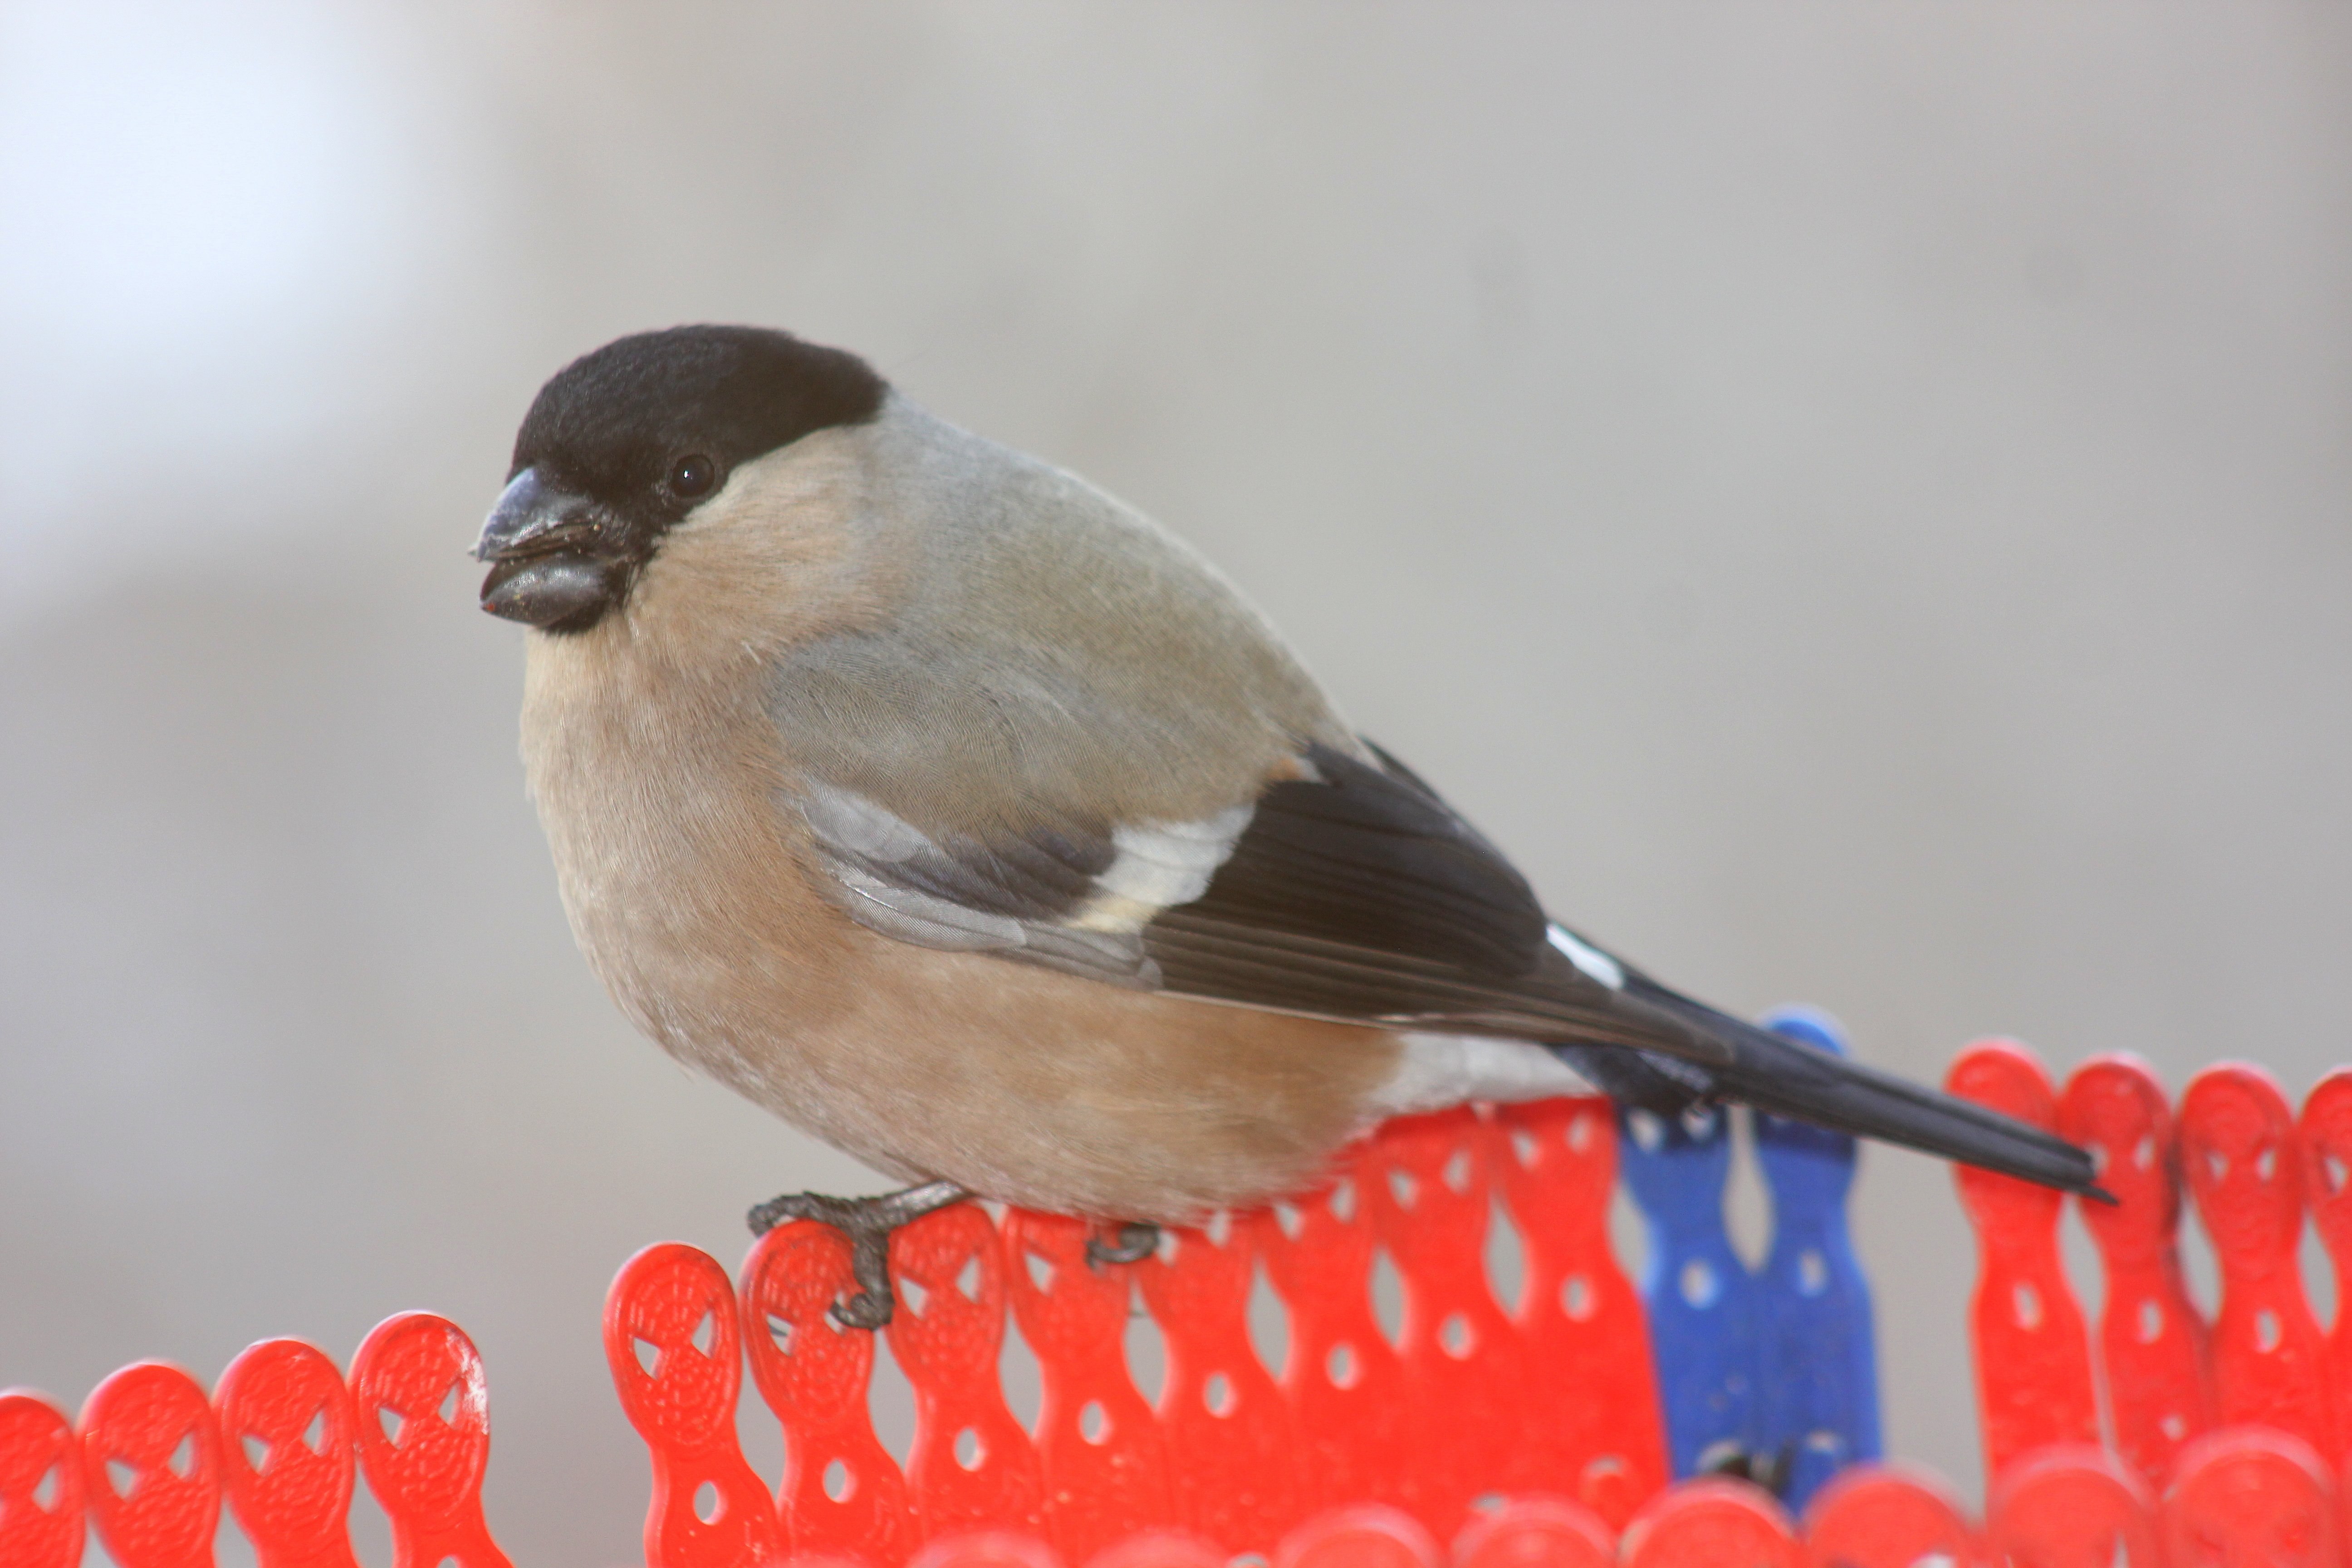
[1555,984,2103,1197]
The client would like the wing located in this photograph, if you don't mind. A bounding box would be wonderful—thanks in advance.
[791,732,2102,1194]
[791,733,1730,1066]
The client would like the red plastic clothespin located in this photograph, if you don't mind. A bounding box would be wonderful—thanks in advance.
[1,1390,85,1568]
[2297,1068,2352,1447]
[606,1243,785,1568]
[1274,1503,1441,1568]
[1254,1155,1412,1519]
[1001,1209,1172,1559]
[1985,1446,2156,1568]
[907,1529,1063,1568]
[1799,1464,1981,1568]
[1078,1527,1224,1568]
[2180,1064,2336,1456]
[2058,1054,2213,1482]
[2161,1426,2337,1568]
[741,1220,912,1563]
[1450,1495,1616,1568]
[215,1339,363,1568]
[887,1205,1045,1541]
[348,1313,514,1568]
[1948,1041,2099,1476]
[1617,1478,1800,1568]
[1361,1109,1529,1531]
[1491,1096,1667,1528]
[78,1362,219,1568]
[1136,1210,1297,1552]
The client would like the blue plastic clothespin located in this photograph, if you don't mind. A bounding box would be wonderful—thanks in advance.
[1616,1005,1885,1510]
[1751,1005,1882,1510]
[1617,1091,1765,1481]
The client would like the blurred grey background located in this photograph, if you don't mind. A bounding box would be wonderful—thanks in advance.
[3,2,2347,1561]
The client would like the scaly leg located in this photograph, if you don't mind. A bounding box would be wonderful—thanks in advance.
[747,1179,969,1329]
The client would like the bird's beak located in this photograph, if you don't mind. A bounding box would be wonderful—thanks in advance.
[474,467,596,562]
[474,468,626,628]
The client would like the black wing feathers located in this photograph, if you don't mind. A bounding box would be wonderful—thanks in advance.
[1140,738,2100,1196]
[1142,743,1701,1054]
[1161,743,1547,977]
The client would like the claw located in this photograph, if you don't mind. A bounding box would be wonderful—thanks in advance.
[1085,1221,1161,1267]
[831,1280,897,1332]
[746,1179,967,1329]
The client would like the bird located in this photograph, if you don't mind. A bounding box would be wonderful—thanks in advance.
[474,324,2101,1328]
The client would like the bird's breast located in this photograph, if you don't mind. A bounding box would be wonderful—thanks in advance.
[518,622,862,1097]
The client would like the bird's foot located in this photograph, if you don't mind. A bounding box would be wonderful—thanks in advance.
[747,1179,969,1330]
[1085,1221,1161,1267]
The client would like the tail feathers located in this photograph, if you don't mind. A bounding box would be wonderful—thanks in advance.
[1562,986,2103,1198]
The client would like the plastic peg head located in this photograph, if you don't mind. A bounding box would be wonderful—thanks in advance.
[77,1362,220,1568]
[1245,1162,1411,1521]
[1142,1208,1303,1546]
[740,1220,877,1426]
[1753,1006,1859,1162]
[1081,1530,1225,1568]
[1614,1093,1735,1217]
[349,1313,491,1523]
[1254,1158,1378,1304]
[605,1242,747,1452]
[1753,1008,1862,1240]
[1987,1445,2157,1568]
[2058,1056,2178,1251]
[2162,1427,2336,1568]
[1619,1478,1801,1568]
[1451,1496,1616,1568]
[885,1203,1010,1384]
[887,1205,1046,1537]
[1947,1041,2065,1227]
[0,1390,86,1568]
[910,1530,1065,1568]
[1362,1109,1495,1243]
[1136,1213,1254,1327]
[741,1215,914,1565]
[1491,1097,1618,1230]
[2180,1065,2305,1265]
[1801,1463,1981,1568]
[1275,1504,1442,1568]
[605,1243,785,1568]
[1002,1210,1131,1358]
[348,1311,512,1568]
[2299,1070,2352,1261]
[214,1338,361,1568]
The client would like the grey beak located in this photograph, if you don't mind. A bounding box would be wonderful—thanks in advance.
[474,467,629,629]
[474,467,594,562]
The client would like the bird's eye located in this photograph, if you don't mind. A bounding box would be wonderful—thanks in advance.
[667,453,718,500]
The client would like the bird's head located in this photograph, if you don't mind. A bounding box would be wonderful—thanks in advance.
[475,325,886,632]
